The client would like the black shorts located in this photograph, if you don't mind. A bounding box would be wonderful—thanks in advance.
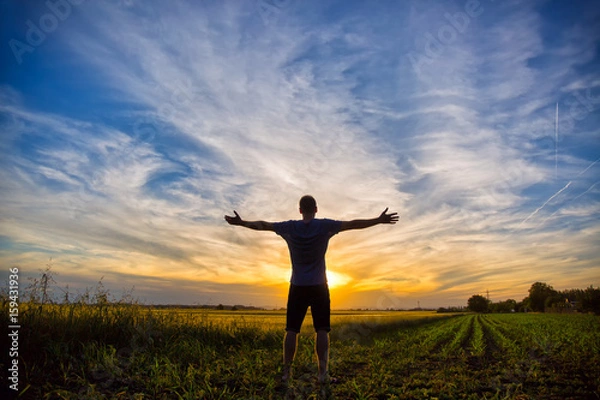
[286,283,331,333]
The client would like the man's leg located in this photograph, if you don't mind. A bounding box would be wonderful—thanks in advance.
[316,329,329,382]
[311,284,331,383]
[282,330,297,381]
[283,284,307,381]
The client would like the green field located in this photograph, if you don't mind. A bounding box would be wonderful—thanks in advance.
[2,303,599,399]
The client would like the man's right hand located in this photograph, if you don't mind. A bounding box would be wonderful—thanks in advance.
[225,210,243,225]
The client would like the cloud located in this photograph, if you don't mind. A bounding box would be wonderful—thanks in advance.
[0,0,598,308]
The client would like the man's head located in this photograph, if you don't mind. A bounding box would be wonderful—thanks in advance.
[299,195,317,216]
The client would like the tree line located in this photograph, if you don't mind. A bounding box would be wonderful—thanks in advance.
[467,282,600,315]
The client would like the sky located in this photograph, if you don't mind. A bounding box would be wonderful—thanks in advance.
[0,0,599,309]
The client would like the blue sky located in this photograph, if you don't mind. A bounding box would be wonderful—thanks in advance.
[1,0,599,309]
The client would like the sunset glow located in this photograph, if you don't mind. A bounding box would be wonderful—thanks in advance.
[326,270,352,290]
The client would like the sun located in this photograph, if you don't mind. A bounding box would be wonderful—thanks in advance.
[327,270,352,289]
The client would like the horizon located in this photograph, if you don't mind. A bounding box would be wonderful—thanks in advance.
[12,264,591,310]
[1,0,599,310]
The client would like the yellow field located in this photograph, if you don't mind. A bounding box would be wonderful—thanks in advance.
[148,308,443,333]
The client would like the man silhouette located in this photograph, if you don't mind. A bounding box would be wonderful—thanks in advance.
[225,195,398,383]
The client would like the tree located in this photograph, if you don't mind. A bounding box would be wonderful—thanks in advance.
[505,299,517,312]
[490,298,517,313]
[528,282,556,312]
[545,292,569,312]
[515,299,527,312]
[581,286,600,315]
[559,286,600,314]
[468,294,489,313]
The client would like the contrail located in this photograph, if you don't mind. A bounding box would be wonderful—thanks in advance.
[571,180,599,201]
[537,180,599,227]
[520,181,572,226]
[519,156,600,227]
[577,156,600,177]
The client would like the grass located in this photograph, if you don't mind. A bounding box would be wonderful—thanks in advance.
[1,300,599,399]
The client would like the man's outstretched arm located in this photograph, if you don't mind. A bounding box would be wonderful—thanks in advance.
[224,210,275,231]
[339,208,399,232]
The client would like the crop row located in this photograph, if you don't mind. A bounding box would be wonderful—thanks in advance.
[331,313,599,398]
